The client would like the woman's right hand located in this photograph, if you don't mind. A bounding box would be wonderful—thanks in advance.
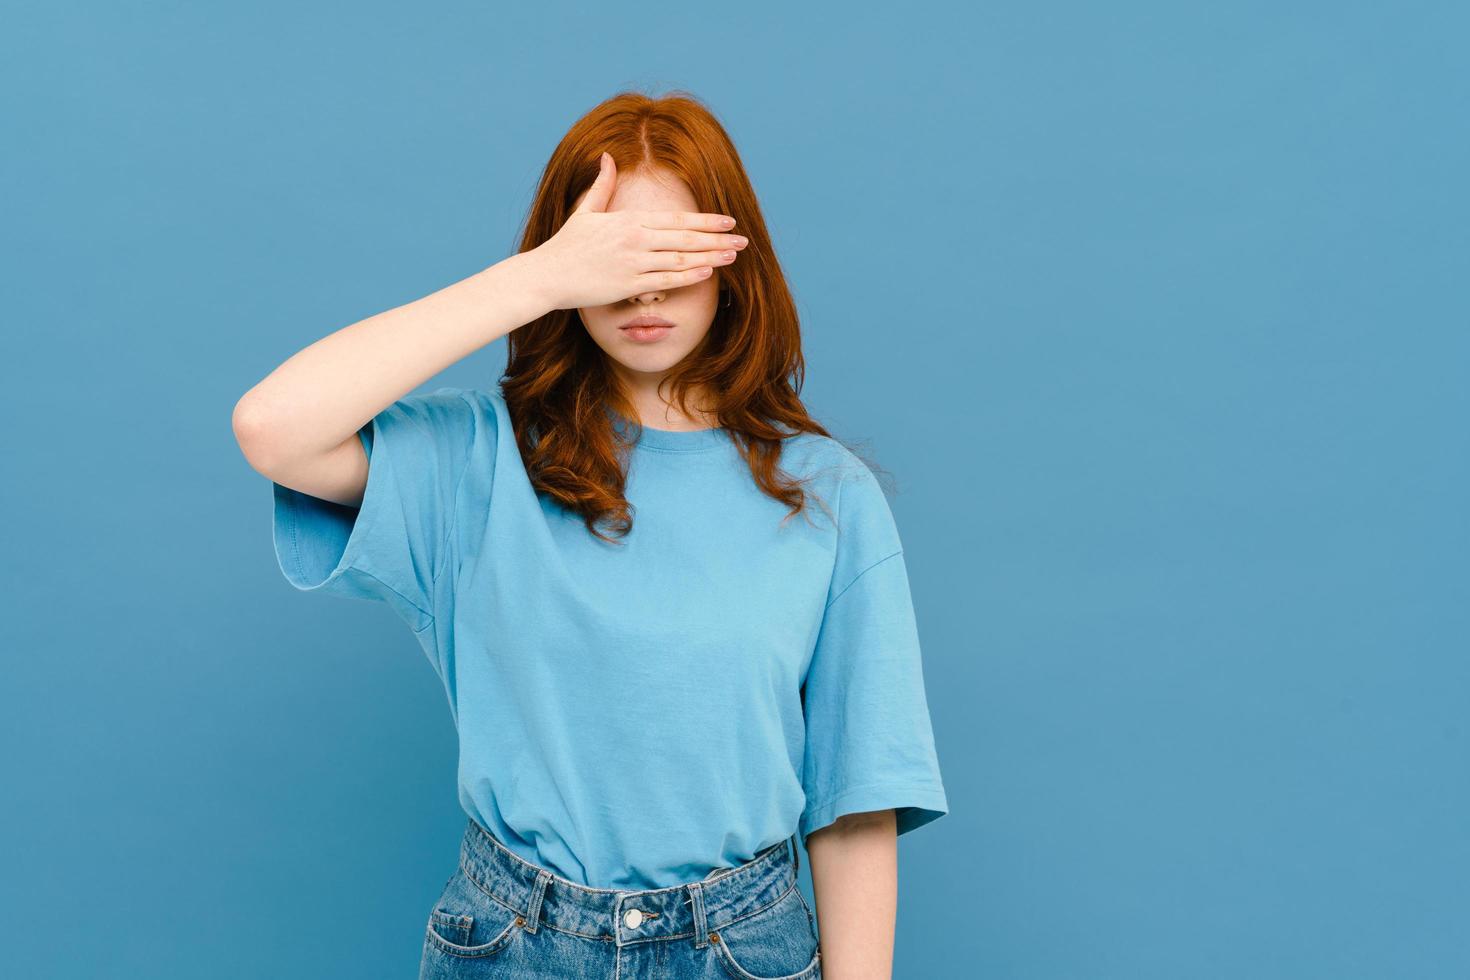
[525,151,748,311]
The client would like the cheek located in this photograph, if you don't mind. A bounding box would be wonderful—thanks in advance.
[678,276,721,311]
[578,307,617,334]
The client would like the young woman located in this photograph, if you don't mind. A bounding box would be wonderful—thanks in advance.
[235,91,948,979]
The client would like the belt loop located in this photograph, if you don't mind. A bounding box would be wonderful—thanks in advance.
[688,881,709,948]
[524,870,552,934]
[790,832,800,876]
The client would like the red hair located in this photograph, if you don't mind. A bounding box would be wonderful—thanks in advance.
[501,90,866,544]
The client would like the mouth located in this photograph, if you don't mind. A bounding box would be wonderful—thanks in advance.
[619,314,675,343]
[619,315,674,329]
[619,323,674,343]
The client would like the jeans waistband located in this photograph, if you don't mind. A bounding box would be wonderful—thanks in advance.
[456,818,800,949]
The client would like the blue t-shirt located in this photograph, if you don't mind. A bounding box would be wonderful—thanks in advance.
[270,386,948,889]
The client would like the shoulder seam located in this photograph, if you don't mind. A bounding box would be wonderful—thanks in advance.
[824,549,904,610]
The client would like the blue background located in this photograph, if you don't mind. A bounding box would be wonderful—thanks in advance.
[3,2,1466,977]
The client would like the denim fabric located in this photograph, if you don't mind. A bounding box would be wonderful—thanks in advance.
[419,818,822,979]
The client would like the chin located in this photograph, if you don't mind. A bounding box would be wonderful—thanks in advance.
[606,349,690,375]
[593,327,704,366]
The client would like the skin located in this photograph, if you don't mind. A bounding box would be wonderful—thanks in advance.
[569,161,727,431]
[233,151,899,977]
[231,151,744,504]
[808,809,900,980]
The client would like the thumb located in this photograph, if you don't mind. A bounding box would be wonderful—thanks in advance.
[573,152,616,214]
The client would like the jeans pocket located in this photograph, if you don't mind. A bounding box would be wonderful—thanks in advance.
[709,883,822,980]
[422,867,524,960]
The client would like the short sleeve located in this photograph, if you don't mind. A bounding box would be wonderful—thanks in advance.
[270,387,478,633]
[798,462,949,843]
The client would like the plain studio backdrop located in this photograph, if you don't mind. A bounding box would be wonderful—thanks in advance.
[2,2,1466,978]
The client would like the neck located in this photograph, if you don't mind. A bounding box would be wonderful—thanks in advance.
[612,374,720,431]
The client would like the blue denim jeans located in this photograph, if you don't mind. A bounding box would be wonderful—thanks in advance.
[418,818,822,979]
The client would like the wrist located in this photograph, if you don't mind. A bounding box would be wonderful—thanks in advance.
[491,247,560,321]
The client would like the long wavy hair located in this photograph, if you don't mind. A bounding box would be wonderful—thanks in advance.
[501,90,873,544]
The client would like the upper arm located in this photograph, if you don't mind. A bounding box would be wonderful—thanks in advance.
[234,393,372,509]
[257,427,373,511]
[260,388,482,633]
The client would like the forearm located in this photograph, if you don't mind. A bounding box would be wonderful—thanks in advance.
[234,249,553,466]
[806,809,898,980]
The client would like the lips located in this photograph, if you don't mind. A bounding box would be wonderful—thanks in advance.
[619,314,674,329]
[620,323,673,342]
